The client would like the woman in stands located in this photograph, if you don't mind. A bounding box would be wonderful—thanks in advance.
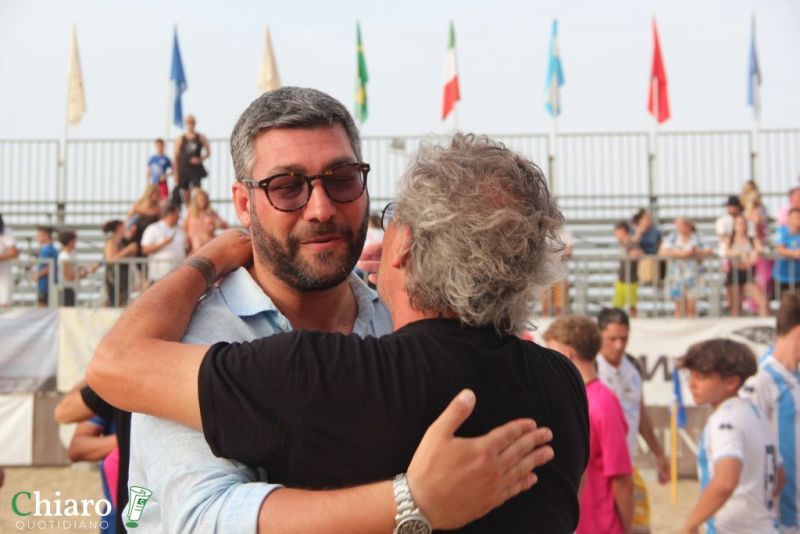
[0,214,19,307]
[183,188,227,253]
[721,215,768,316]
[127,184,161,221]
[659,217,713,317]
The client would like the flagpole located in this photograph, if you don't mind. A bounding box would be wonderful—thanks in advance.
[549,115,558,193]
[649,79,659,219]
[670,400,678,505]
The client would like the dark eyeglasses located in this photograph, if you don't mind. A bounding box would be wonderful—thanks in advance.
[242,162,370,212]
[381,202,398,231]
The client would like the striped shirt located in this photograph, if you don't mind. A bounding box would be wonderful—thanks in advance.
[742,351,800,527]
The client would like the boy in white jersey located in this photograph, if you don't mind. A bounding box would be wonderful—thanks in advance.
[741,293,800,533]
[680,338,783,534]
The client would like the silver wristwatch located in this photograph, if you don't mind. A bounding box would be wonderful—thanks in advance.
[392,473,432,534]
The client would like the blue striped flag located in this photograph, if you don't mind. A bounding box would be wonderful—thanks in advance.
[544,19,564,117]
[672,368,687,428]
[170,27,188,128]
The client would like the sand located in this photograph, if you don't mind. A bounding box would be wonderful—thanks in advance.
[1,465,700,533]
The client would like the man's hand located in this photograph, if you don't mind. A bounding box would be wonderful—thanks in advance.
[189,229,253,279]
[356,241,381,284]
[407,389,554,530]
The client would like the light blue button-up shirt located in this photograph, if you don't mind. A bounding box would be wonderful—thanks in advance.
[126,268,392,533]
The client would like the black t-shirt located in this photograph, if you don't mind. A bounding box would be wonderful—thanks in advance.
[199,318,589,533]
[81,386,131,533]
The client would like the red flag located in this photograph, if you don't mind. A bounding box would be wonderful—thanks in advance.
[442,22,460,120]
[647,18,670,123]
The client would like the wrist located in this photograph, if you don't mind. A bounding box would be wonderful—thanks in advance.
[393,473,432,534]
[181,256,217,291]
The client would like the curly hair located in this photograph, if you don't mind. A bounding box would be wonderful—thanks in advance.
[394,133,565,333]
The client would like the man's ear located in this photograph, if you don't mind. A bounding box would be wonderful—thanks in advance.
[232,182,252,227]
[390,225,413,269]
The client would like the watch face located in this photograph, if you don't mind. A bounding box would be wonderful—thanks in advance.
[397,518,431,534]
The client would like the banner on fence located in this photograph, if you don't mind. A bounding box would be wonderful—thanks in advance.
[0,394,34,464]
[0,308,58,393]
[58,308,123,391]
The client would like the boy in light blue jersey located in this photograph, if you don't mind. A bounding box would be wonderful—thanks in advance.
[742,293,800,533]
[146,138,172,202]
[681,338,783,534]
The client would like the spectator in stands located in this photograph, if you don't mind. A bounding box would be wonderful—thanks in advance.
[140,203,187,284]
[35,226,58,307]
[184,188,227,253]
[613,221,642,318]
[174,114,210,208]
[631,209,662,289]
[777,187,800,226]
[128,184,162,222]
[596,307,670,534]
[741,181,773,311]
[543,315,633,534]
[716,195,753,255]
[67,414,118,534]
[721,215,768,316]
[146,138,172,203]
[102,220,139,307]
[0,214,19,307]
[660,217,712,317]
[540,226,574,316]
[772,207,800,297]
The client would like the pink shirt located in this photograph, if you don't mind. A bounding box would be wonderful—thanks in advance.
[576,379,633,534]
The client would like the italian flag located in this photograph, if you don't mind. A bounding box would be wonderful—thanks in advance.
[442,21,460,120]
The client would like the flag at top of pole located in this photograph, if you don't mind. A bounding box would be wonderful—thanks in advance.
[647,18,670,124]
[258,27,281,93]
[544,19,564,117]
[442,21,460,121]
[354,21,369,124]
[67,25,86,125]
[170,27,188,129]
[747,14,761,116]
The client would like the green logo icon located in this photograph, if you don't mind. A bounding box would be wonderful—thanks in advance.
[125,486,152,528]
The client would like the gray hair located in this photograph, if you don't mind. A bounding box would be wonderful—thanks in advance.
[395,134,565,333]
[230,87,362,180]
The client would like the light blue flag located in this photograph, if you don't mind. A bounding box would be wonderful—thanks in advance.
[672,368,687,428]
[747,15,760,113]
[170,27,188,128]
[544,19,564,117]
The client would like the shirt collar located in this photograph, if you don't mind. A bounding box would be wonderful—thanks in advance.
[218,267,280,318]
[217,268,381,322]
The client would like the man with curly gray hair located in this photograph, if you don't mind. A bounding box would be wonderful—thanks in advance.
[92,130,589,532]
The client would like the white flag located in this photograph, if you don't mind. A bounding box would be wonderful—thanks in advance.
[67,26,86,125]
[258,27,281,93]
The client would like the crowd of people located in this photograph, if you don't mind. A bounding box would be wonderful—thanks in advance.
[539,182,800,319]
[0,115,229,308]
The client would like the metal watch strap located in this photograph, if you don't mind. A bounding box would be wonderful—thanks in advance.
[392,473,432,533]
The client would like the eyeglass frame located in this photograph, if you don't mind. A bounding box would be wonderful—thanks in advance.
[381,202,398,231]
[241,162,370,212]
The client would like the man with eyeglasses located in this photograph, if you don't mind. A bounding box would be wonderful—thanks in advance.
[92,87,554,533]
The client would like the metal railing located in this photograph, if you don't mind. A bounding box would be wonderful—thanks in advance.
[1,129,798,226]
[4,253,799,317]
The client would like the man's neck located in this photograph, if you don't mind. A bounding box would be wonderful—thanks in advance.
[249,262,358,335]
[600,352,623,369]
[773,337,800,373]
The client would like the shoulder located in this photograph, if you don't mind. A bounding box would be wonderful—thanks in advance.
[526,343,586,396]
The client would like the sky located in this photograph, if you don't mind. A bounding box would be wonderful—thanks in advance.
[1,0,799,140]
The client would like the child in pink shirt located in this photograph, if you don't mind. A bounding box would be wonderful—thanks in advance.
[545,315,634,534]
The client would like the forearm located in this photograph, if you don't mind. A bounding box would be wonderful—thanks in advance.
[639,409,664,458]
[258,483,394,534]
[68,435,117,462]
[683,480,734,531]
[612,475,634,534]
[54,390,94,423]
[88,263,208,420]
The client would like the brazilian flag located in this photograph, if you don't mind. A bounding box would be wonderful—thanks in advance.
[355,21,369,123]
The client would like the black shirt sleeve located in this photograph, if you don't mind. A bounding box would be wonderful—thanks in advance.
[80,385,115,420]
